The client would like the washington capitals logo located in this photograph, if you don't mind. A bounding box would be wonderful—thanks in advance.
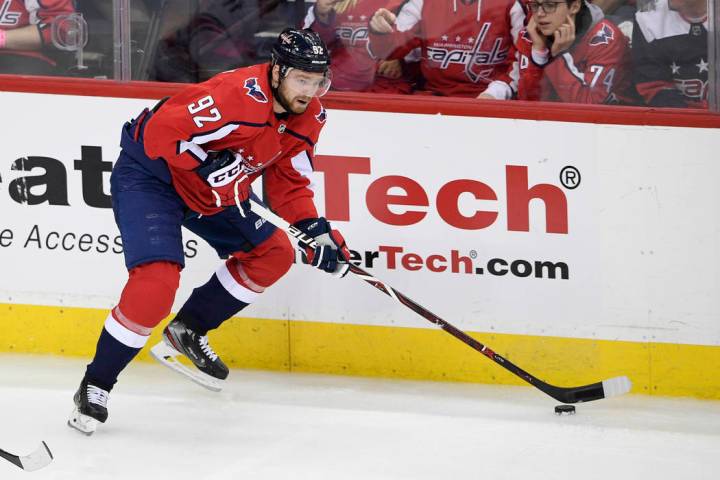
[0,0,21,25]
[589,24,614,46]
[244,77,268,103]
[315,106,327,124]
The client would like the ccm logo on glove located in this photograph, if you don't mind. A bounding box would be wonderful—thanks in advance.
[293,217,351,278]
[195,149,251,215]
[197,150,244,187]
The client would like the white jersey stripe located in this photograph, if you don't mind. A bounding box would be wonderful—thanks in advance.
[562,53,586,85]
[396,0,423,32]
[178,141,209,161]
[178,123,243,163]
[290,150,318,196]
[189,123,240,145]
[635,0,705,42]
[509,0,526,43]
[303,5,316,28]
[25,0,41,25]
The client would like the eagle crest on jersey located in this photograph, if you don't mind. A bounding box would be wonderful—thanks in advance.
[315,107,327,124]
[244,77,268,103]
[589,24,614,46]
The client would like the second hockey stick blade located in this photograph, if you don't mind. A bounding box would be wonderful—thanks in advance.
[0,441,53,472]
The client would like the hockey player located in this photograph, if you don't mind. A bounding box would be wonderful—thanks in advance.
[367,0,527,99]
[68,28,351,435]
[0,0,76,75]
[632,0,708,108]
[515,0,635,103]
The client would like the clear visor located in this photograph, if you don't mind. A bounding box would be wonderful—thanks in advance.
[284,68,332,97]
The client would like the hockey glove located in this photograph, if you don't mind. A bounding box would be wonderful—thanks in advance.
[195,149,251,216]
[293,217,351,278]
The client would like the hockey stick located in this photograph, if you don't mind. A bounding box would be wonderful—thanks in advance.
[250,199,631,404]
[0,442,53,472]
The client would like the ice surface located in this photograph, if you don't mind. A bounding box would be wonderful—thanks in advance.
[0,354,718,479]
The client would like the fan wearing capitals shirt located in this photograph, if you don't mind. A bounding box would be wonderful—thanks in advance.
[516,0,635,103]
[0,0,75,74]
[68,29,352,436]
[632,0,708,108]
[304,0,419,93]
[368,0,527,99]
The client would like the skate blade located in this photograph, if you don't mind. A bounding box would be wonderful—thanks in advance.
[150,341,224,392]
[67,407,98,436]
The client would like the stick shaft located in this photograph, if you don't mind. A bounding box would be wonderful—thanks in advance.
[0,448,22,469]
[248,200,621,403]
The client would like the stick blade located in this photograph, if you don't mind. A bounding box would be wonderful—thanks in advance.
[19,442,53,472]
[601,376,632,398]
[540,375,632,403]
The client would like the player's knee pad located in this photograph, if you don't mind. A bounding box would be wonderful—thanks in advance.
[231,229,294,288]
[118,261,181,328]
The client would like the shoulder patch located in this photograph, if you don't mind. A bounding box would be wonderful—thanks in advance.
[244,77,268,103]
[589,23,614,46]
[315,106,327,124]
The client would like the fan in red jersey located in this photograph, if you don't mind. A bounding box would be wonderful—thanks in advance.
[68,28,351,436]
[304,0,420,93]
[0,0,75,75]
[516,0,636,104]
[367,0,527,99]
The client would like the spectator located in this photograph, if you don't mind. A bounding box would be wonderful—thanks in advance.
[303,0,419,93]
[632,0,708,108]
[368,0,526,99]
[516,0,636,103]
[151,0,263,83]
[0,0,76,75]
[592,0,638,39]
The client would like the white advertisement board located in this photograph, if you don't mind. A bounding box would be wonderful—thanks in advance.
[1,92,718,346]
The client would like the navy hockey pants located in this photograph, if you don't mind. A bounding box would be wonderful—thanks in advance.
[111,111,277,270]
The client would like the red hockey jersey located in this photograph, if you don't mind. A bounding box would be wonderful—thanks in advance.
[367,0,526,98]
[0,0,75,64]
[303,0,407,91]
[143,63,325,223]
[516,17,633,104]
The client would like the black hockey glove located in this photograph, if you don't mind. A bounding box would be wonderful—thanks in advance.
[293,217,351,278]
[195,149,251,216]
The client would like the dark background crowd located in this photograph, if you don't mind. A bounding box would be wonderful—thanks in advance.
[0,0,709,108]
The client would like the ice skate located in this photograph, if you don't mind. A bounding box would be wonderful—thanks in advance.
[68,377,109,435]
[150,318,228,391]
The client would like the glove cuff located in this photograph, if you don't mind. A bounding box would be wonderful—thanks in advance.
[293,217,331,236]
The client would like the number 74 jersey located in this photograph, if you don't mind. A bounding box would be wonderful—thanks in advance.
[515,18,635,104]
[142,63,326,223]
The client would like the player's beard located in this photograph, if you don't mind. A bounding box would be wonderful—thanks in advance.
[277,83,311,114]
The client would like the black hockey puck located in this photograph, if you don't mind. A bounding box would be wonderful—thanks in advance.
[554,404,576,415]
